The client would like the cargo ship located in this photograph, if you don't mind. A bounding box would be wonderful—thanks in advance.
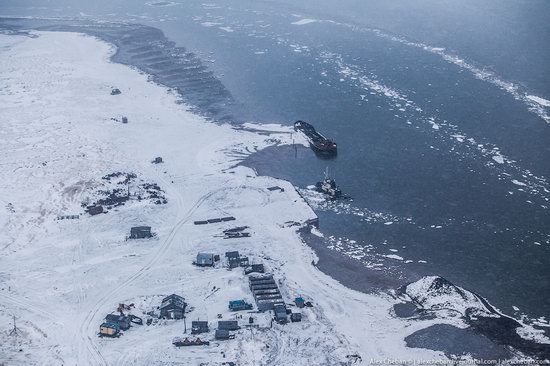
[294,120,337,156]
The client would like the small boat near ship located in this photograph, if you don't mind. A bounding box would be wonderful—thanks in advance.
[294,120,337,156]
[315,168,342,199]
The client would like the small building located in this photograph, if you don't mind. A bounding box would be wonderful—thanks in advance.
[229,300,252,312]
[111,88,121,95]
[121,116,128,124]
[218,321,239,331]
[225,251,239,259]
[130,226,152,239]
[290,313,302,322]
[87,205,104,216]
[99,322,120,337]
[273,304,288,324]
[257,299,283,312]
[152,157,163,164]
[191,321,209,335]
[194,253,214,267]
[105,314,131,330]
[295,297,305,308]
[239,256,249,267]
[159,294,186,319]
[225,251,240,268]
[244,264,264,275]
[215,329,231,340]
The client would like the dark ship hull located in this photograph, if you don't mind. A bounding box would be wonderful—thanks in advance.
[294,120,337,156]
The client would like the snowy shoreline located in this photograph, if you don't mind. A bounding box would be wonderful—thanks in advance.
[0,30,547,364]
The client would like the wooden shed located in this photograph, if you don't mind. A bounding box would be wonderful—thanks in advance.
[99,322,120,337]
[191,321,209,335]
[130,226,152,239]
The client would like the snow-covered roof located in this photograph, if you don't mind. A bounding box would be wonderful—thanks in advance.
[225,251,239,259]
[160,294,186,310]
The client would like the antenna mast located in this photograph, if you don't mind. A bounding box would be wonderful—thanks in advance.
[9,315,20,337]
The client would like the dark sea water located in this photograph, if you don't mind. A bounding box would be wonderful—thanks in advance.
[2,0,549,333]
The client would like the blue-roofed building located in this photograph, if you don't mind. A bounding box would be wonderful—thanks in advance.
[194,253,214,267]
[229,300,253,311]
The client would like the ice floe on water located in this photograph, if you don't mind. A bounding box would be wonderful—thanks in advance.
[492,154,505,164]
[200,21,222,27]
[291,18,317,26]
[512,179,528,187]
[145,0,179,7]
[383,254,404,261]
[325,234,381,267]
[298,188,409,224]
[218,26,234,33]
[527,95,550,107]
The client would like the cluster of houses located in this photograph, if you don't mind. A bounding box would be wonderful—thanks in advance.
[99,294,186,338]
[186,298,254,343]
[189,319,241,341]
[193,250,262,272]
[99,248,306,347]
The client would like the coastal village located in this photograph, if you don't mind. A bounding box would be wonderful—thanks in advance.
[97,219,316,361]
[0,30,372,366]
[3,29,548,366]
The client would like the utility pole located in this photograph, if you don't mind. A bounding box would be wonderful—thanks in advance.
[9,315,19,337]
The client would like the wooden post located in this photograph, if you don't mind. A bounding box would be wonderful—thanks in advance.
[183,313,187,334]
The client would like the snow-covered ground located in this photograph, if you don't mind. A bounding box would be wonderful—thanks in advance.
[0,31,461,365]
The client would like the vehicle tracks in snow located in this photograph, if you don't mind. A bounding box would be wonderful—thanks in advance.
[77,184,231,365]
